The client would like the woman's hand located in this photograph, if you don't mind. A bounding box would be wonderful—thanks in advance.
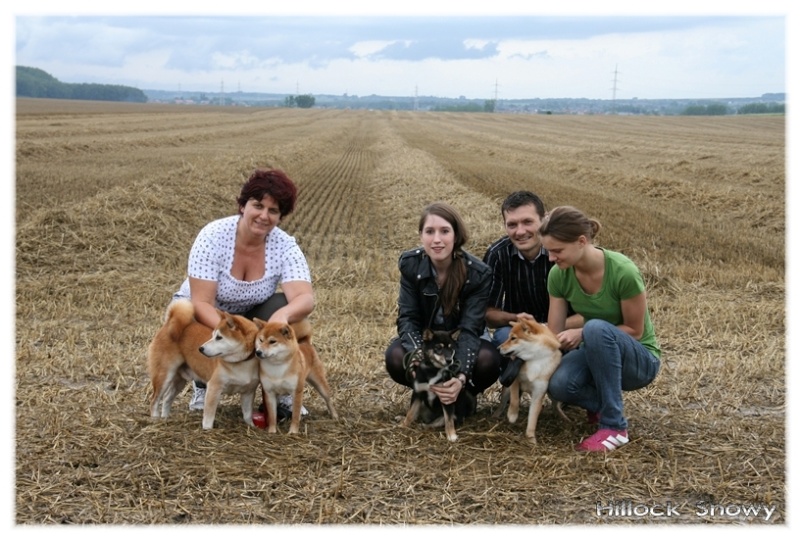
[268,312,290,325]
[431,377,463,405]
[189,277,222,329]
[277,281,315,323]
[557,328,583,351]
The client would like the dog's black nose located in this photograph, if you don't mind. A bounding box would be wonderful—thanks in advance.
[255,350,263,358]
[198,346,205,353]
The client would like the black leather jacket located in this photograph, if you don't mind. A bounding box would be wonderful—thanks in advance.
[395,247,493,380]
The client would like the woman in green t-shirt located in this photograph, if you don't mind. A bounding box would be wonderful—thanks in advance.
[539,206,661,452]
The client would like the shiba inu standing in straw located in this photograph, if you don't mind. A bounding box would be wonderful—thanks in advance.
[253,319,338,434]
[147,300,261,429]
[496,319,563,444]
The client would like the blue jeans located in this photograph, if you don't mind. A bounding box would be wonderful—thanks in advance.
[490,326,511,349]
[547,319,660,431]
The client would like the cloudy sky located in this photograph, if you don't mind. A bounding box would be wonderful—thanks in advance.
[2,2,798,515]
[9,2,790,101]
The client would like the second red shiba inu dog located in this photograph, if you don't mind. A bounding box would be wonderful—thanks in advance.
[253,319,338,434]
[497,319,564,444]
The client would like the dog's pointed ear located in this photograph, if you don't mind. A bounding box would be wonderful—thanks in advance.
[224,312,237,329]
[509,321,518,328]
[216,309,235,328]
[422,328,434,341]
[281,325,293,339]
[450,329,461,340]
[521,320,534,333]
[253,317,265,329]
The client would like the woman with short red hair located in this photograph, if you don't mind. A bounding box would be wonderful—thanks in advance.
[170,168,314,416]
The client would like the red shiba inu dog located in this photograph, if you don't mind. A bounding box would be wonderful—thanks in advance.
[147,299,260,430]
[253,319,338,434]
[497,319,564,443]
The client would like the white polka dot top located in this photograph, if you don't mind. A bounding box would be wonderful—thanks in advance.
[173,215,311,313]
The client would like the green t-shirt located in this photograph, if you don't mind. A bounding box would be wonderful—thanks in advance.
[547,248,661,358]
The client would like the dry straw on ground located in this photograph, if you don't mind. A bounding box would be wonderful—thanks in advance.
[14,99,785,525]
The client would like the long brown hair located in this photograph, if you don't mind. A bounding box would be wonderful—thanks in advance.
[418,202,468,317]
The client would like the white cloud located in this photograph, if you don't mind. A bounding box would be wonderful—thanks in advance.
[350,40,400,58]
[210,50,263,70]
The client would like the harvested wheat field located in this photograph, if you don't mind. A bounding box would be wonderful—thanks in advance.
[14,98,786,526]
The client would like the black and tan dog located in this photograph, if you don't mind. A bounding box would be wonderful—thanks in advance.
[402,328,474,442]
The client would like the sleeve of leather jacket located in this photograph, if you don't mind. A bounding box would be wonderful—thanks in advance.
[396,253,424,353]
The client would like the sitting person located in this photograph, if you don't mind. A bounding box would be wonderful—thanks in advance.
[483,190,581,384]
[170,168,314,417]
[540,206,661,452]
[385,202,502,419]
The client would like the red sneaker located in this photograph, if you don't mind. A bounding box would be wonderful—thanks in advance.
[576,428,629,452]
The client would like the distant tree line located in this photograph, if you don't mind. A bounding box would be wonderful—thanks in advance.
[681,101,786,116]
[16,66,147,103]
[432,99,496,112]
[737,102,785,114]
[284,94,316,108]
[681,102,730,116]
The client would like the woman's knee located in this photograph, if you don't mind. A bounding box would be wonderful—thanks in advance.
[385,340,410,387]
[582,318,615,342]
[547,351,587,402]
[547,364,571,402]
[245,293,288,321]
[470,343,501,393]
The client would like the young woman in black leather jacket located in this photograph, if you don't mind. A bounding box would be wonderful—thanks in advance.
[385,202,502,412]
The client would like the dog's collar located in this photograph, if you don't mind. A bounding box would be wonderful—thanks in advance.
[445,361,461,376]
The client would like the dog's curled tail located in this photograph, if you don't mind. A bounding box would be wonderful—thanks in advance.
[163,299,197,341]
